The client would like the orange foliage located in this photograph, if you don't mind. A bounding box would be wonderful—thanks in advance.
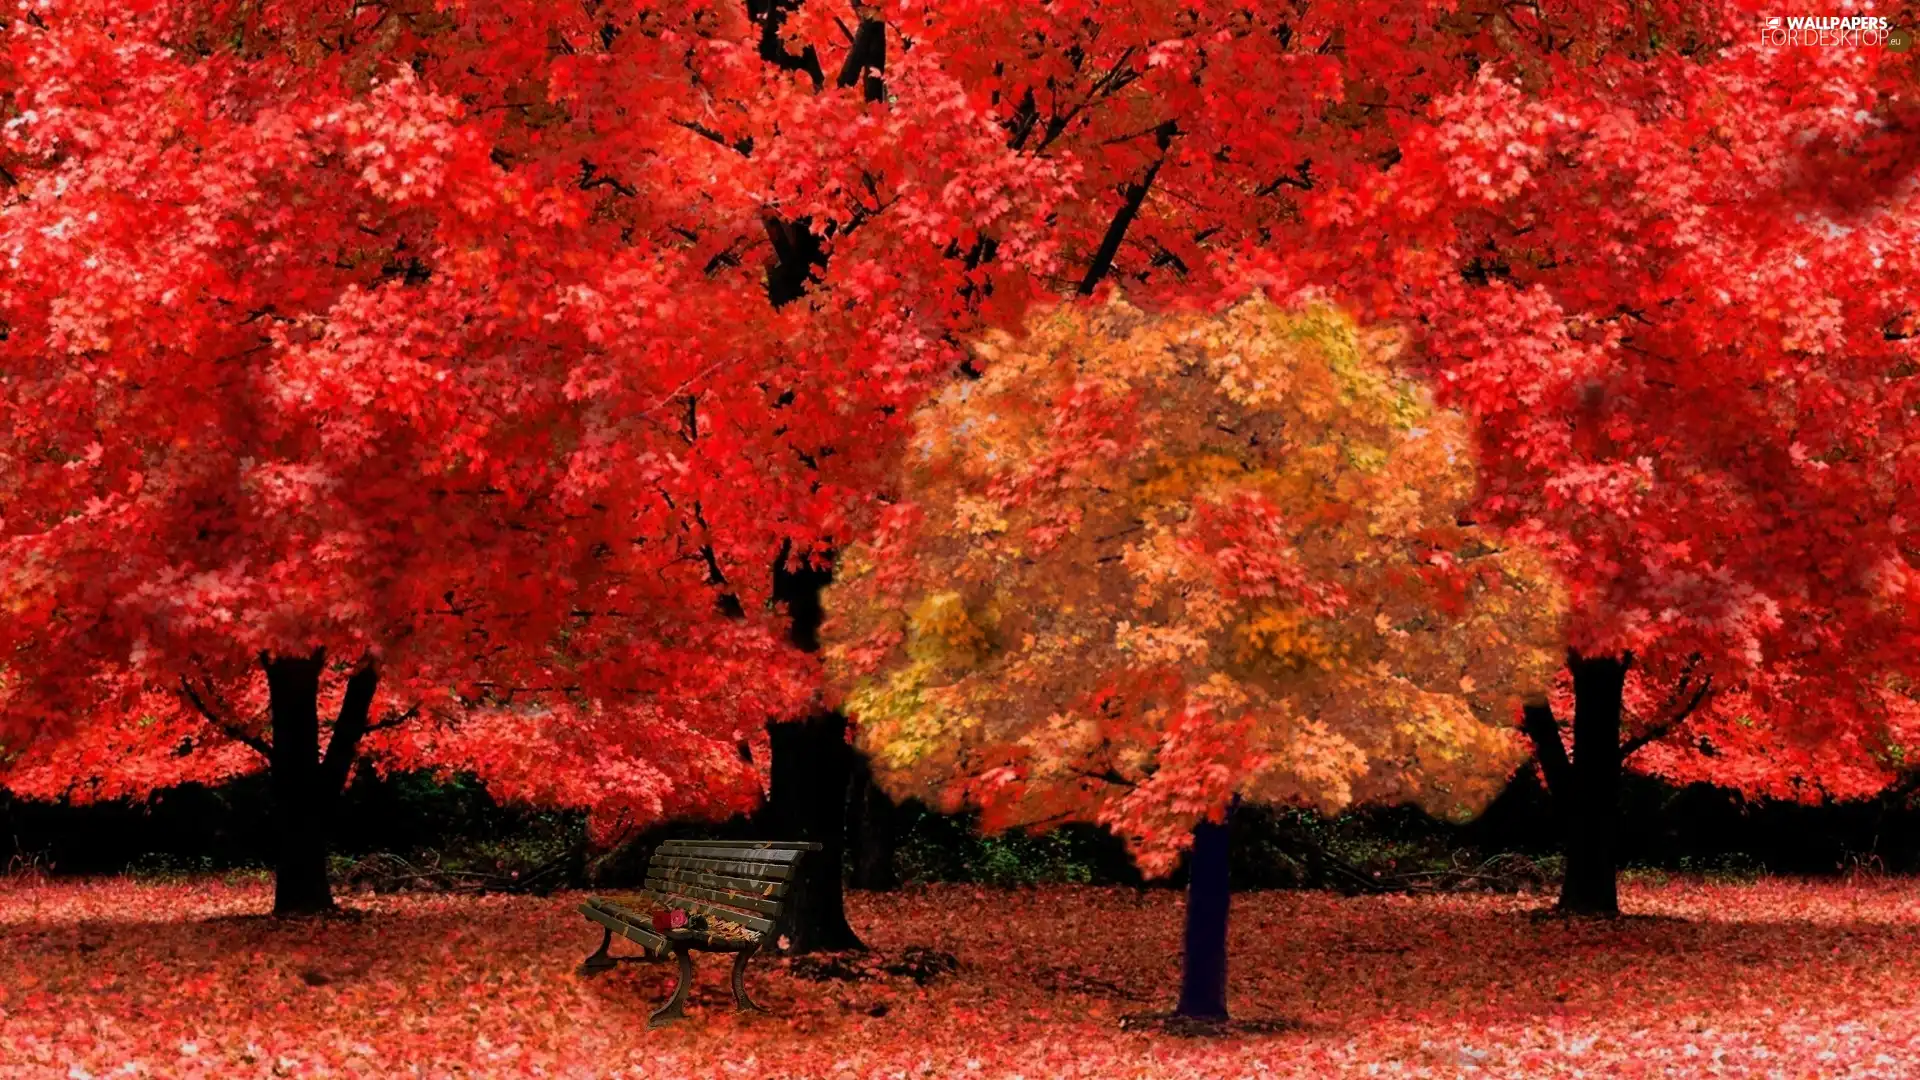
[824,296,1566,872]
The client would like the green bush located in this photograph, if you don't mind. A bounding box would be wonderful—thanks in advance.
[890,802,1139,887]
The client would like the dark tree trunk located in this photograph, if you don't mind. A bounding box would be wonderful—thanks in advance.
[260,651,381,917]
[1560,651,1631,916]
[762,549,866,952]
[845,758,898,892]
[0,790,19,873]
[1175,804,1234,1020]
[263,653,334,915]
[764,712,865,951]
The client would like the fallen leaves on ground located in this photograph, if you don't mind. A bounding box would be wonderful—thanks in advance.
[3,877,1919,1078]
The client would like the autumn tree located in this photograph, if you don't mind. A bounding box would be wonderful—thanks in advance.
[1317,13,1920,913]
[0,0,1064,915]
[823,296,1565,1020]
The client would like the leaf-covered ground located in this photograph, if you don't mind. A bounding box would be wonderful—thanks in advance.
[3,878,1918,1078]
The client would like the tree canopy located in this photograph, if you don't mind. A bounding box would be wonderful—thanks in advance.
[823,296,1566,871]
[3,0,1917,882]
[0,0,1064,841]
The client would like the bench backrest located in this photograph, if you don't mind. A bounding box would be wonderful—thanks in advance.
[646,840,822,937]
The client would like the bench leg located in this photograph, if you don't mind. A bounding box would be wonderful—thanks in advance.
[578,927,616,977]
[731,947,767,1013]
[647,945,696,1028]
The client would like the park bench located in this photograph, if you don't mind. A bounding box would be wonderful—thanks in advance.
[577,839,822,1027]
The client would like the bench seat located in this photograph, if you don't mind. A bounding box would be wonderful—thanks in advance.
[577,840,821,1026]
[587,892,764,951]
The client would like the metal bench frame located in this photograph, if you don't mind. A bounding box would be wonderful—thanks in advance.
[577,839,821,1027]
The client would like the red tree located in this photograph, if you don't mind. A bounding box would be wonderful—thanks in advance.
[0,0,1064,913]
[1338,18,1920,912]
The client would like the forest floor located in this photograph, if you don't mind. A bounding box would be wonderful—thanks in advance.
[1,877,1917,1078]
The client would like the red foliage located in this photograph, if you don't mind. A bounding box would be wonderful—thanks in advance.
[1336,27,1920,783]
[822,300,1562,870]
[4,0,1917,831]
[6,877,1920,1077]
[0,0,1068,827]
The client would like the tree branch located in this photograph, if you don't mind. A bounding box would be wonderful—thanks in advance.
[178,676,271,758]
[1521,699,1572,800]
[319,661,381,797]
[364,704,420,735]
[1621,674,1714,759]
[577,159,637,196]
[1005,87,1041,150]
[1034,47,1143,154]
[763,214,831,306]
[748,0,825,89]
[835,18,885,101]
[1070,766,1139,789]
[1255,158,1315,197]
[671,119,754,157]
[1078,121,1178,295]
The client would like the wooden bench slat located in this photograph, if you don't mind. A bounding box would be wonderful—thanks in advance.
[656,843,807,864]
[653,854,796,881]
[598,891,777,936]
[586,895,662,925]
[657,840,823,852]
[666,896,774,935]
[645,874,784,917]
[580,902,668,956]
[579,838,817,1025]
[647,866,788,899]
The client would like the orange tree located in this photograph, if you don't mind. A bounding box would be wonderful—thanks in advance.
[822,296,1565,1019]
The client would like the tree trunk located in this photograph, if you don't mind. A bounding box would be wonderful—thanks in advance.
[263,652,335,915]
[845,758,898,891]
[764,711,865,952]
[765,551,865,951]
[1559,651,1631,916]
[261,651,381,917]
[1175,804,1234,1020]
